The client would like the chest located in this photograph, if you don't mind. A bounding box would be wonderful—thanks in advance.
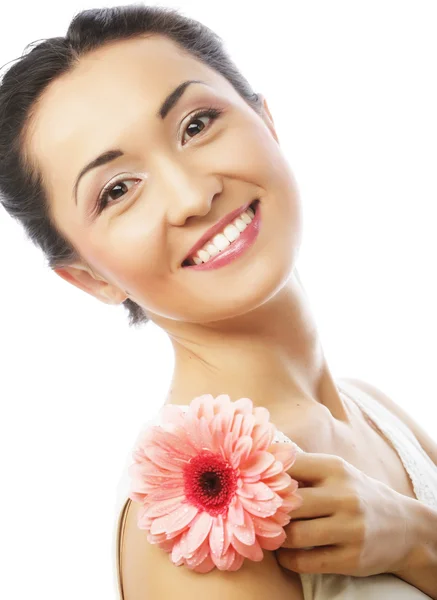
[278,400,417,501]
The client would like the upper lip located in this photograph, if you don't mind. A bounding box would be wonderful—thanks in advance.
[182,200,255,264]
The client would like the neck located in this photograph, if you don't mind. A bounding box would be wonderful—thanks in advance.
[160,271,350,424]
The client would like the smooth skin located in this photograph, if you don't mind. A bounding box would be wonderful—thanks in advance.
[23,34,437,599]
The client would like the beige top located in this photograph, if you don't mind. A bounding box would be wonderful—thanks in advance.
[113,380,437,599]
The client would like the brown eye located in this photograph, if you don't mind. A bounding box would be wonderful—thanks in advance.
[181,107,223,145]
[95,177,140,215]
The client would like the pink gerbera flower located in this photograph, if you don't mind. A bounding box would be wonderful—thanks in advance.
[128,394,303,573]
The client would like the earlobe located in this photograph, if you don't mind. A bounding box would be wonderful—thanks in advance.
[53,264,127,305]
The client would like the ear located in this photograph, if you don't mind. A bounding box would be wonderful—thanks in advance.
[257,93,280,144]
[53,262,128,305]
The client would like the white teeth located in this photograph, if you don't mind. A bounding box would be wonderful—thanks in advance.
[197,249,210,262]
[205,243,220,257]
[223,224,240,242]
[212,233,231,250]
[187,203,257,265]
[240,211,252,225]
[234,217,247,232]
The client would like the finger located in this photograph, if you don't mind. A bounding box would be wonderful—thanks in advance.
[283,515,353,549]
[285,452,343,484]
[286,486,338,520]
[276,544,347,575]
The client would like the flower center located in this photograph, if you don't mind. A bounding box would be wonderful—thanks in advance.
[183,450,238,516]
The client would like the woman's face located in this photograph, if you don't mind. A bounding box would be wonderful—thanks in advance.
[26,34,302,325]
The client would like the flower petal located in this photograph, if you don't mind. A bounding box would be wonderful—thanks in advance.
[185,511,214,556]
[230,435,253,469]
[143,446,185,472]
[143,494,186,518]
[251,423,275,452]
[269,444,299,470]
[192,554,215,573]
[160,404,186,427]
[232,534,264,561]
[232,397,253,415]
[257,530,286,550]
[260,459,284,480]
[211,546,236,570]
[246,481,276,501]
[145,484,185,502]
[262,471,293,492]
[150,502,198,535]
[239,493,282,518]
[227,495,245,526]
[251,514,284,537]
[240,413,256,437]
[253,406,270,426]
[209,514,225,558]
[231,508,256,546]
[185,537,211,568]
[241,451,275,478]
[190,394,216,420]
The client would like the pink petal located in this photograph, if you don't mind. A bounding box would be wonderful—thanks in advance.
[192,554,216,573]
[150,503,198,535]
[227,495,245,526]
[270,508,293,526]
[246,481,276,501]
[240,413,256,437]
[232,534,264,561]
[145,485,185,502]
[198,415,214,449]
[160,403,186,427]
[185,511,214,555]
[227,551,245,571]
[190,394,216,420]
[231,508,256,546]
[143,446,184,472]
[257,530,286,550]
[262,471,293,492]
[251,514,284,537]
[211,546,236,570]
[232,397,254,415]
[269,444,298,470]
[241,451,275,477]
[251,423,276,453]
[230,435,253,469]
[185,537,211,568]
[260,459,284,480]
[253,406,270,425]
[209,514,225,558]
[171,535,185,564]
[150,427,196,460]
[236,481,255,498]
[231,412,244,439]
[143,495,186,518]
[239,493,282,518]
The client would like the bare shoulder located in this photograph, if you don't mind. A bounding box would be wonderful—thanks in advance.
[339,377,437,467]
[119,499,304,600]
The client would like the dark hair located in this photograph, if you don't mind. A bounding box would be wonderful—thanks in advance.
[0,4,263,327]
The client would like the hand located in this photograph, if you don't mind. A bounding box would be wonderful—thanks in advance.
[273,447,416,577]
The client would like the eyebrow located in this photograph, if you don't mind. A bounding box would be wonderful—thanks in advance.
[73,79,207,205]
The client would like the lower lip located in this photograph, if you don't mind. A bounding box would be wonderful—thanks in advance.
[183,202,261,271]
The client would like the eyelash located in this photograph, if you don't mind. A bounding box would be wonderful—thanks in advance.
[94,106,224,215]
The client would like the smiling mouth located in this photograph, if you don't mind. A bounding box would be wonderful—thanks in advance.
[181,199,260,267]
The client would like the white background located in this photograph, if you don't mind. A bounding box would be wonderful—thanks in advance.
[1,1,436,598]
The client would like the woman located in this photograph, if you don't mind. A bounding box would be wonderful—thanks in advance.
[0,5,436,599]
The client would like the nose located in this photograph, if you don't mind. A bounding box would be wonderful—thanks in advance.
[162,163,223,227]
